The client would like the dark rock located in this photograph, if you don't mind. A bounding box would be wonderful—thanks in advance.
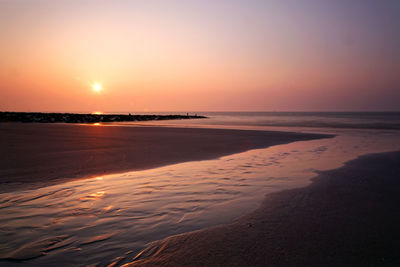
[0,112,207,124]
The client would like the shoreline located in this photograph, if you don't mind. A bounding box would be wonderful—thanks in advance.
[0,123,332,193]
[125,150,400,266]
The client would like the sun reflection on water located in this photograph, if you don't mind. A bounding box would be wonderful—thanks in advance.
[103,205,113,212]
[89,191,105,198]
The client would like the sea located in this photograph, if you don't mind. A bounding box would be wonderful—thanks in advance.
[124,111,400,130]
[1,112,400,266]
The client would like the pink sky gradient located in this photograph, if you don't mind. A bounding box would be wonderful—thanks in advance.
[1,0,399,112]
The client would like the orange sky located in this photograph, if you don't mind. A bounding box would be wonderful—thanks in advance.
[1,0,399,112]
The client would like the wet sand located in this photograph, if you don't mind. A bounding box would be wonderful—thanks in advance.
[0,123,329,193]
[126,150,400,266]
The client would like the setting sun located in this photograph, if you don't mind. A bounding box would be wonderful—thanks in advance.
[92,83,102,93]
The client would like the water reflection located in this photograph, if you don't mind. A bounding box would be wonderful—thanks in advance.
[88,191,105,199]
[0,129,399,266]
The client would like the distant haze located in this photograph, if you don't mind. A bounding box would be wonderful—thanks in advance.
[1,0,399,112]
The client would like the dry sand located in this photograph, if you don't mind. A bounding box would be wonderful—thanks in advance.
[0,123,329,193]
[125,150,400,267]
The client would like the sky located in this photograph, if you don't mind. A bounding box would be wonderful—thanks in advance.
[0,0,399,112]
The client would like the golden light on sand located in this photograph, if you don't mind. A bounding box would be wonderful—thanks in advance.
[92,83,102,93]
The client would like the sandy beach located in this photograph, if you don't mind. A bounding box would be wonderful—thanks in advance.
[1,121,399,266]
[126,150,400,266]
[0,123,330,193]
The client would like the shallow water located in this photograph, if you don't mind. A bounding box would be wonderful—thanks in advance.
[1,127,400,266]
